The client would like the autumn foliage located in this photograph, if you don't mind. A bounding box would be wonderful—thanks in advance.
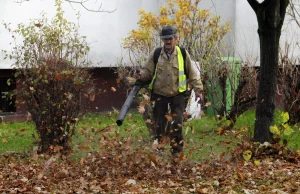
[120,0,231,100]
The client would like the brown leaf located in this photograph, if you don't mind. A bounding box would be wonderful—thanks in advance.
[34,23,42,28]
[8,163,17,168]
[165,114,173,122]
[149,153,158,166]
[142,94,150,101]
[80,158,85,166]
[217,127,225,135]
[78,144,91,150]
[111,87,117,92]
[55,74,63,81]
[138,105,145,114]
[89,93,95,101]
[2,137,7,143]
[32,152,39,161]
[37,173,43,180]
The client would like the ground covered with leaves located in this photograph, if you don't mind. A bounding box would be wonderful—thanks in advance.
[1,132,300,194]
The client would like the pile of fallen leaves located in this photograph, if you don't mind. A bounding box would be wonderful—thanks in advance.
[1,134,300,193]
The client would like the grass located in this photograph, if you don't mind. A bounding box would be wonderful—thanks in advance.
[0,109,299,162]
[0,122,37,154]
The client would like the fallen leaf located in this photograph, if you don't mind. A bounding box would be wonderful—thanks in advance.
[165,114,173,122]
[89,94,95,101]
[125,179,136,185]
[138,105,145,114]
[111,87,117,92]
[2,137,7,143]
[242,150,252,161]
[80,158,85,166]
[126,77,136,84]
[254,160,261,166]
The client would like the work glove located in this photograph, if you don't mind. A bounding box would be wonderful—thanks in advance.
[195,90,203,104]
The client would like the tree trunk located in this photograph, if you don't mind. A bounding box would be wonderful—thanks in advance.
[247,0,289,143]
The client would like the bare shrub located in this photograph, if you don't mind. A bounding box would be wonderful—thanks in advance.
[3,0,94,154]
[278,44,300,124]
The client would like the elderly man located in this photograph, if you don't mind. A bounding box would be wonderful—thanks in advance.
[135,25,203,158]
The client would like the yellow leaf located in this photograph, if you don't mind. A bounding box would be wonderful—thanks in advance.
[242,150,252,161]
[281,112,289,123]
[270,125,280,135]
[254,160,261,166]
[283,125,293,136]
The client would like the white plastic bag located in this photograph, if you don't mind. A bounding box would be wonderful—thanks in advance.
[186,90,201,120]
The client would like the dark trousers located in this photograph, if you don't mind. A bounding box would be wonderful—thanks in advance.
[152,93,185,154]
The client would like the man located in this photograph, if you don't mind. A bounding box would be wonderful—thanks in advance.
[135,26,203,157]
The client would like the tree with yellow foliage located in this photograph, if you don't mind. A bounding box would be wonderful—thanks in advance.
[122,0,230,72]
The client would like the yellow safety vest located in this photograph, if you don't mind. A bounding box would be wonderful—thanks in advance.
[149,46,187,92]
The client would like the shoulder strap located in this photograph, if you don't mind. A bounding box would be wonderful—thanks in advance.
[180,47,186,63]
[153,47,162,66]
[180,47,188,78]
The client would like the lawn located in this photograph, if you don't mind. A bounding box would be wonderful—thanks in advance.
[1,109,300,193]
[1,109,299,161]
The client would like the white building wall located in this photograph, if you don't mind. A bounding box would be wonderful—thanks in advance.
[0,0,299,69]
[198,0,237,56]
[235,0,260,65]
[235,1,300,66]
[0,0,163,69]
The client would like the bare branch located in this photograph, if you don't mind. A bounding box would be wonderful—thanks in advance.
[13,0,116,13]
[287,0,300,27]
[65,0,116,13]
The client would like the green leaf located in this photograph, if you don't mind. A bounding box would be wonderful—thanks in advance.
[6,79,11,86]
[270,125,280,135]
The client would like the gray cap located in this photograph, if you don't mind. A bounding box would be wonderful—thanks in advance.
[160,26,177,39]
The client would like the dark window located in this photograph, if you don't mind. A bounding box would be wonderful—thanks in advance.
[0,77,16,112]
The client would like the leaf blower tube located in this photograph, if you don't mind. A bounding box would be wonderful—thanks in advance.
[116,85,141,126]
